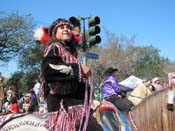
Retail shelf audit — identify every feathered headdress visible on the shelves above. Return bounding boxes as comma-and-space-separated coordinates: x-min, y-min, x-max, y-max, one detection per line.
72, 31, 82, 43
33, 26, 50, 44
33, 26, 82, 44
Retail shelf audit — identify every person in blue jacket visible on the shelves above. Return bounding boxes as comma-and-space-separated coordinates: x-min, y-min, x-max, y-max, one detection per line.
101, 67, 133, 112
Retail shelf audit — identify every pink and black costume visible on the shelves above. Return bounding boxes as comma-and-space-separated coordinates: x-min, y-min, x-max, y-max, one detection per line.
40, 18, 103, 131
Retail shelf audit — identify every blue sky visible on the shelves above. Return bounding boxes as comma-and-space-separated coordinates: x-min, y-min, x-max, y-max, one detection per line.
0, 0, 175, 77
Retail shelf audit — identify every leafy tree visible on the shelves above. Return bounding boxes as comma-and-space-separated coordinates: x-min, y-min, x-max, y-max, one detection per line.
0, 11, 39, 91
87, 31, 169, 86
136, 45, 167, 79
18, 42, 43, 74
0, 11, 35, 62
6, 71, 37, 94
164, 61, 175, 74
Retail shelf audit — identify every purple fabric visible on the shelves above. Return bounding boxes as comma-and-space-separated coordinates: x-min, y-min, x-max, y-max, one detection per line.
101, 76, 119, 99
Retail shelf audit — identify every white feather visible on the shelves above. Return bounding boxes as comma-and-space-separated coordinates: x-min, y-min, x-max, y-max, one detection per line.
33, 27, 44, 41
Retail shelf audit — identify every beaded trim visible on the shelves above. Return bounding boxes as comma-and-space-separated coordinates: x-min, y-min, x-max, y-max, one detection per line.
1, 120, 45, 131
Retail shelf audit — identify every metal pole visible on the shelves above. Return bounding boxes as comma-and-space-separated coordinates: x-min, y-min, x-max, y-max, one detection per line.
81, 18, 87, 52
80, 17, 89, 65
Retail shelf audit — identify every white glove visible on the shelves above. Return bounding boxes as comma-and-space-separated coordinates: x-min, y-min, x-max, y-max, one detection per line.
49, 64, 73, 75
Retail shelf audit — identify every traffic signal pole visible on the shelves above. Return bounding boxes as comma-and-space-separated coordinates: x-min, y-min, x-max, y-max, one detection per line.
69, 16, 101, 65
81, 17, 87, 52
81, 17, 89, 65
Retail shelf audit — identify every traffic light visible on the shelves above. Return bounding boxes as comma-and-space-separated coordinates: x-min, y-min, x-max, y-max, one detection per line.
69, 16, 81, 33
88, 16, 101, 47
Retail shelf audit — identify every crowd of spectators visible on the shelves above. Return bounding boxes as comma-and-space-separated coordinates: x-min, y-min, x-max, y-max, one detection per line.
0, 79, 47, 115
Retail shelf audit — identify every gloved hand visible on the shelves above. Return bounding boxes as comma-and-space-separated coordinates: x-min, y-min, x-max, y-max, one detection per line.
81, 64, 91, 77
49, 64, 73, 75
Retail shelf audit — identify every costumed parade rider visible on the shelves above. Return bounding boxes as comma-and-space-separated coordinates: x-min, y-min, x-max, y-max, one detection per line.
34, 18, 103, 131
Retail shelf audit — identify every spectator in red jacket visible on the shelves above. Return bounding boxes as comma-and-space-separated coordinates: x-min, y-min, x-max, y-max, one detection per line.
8, 96, 19, 114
